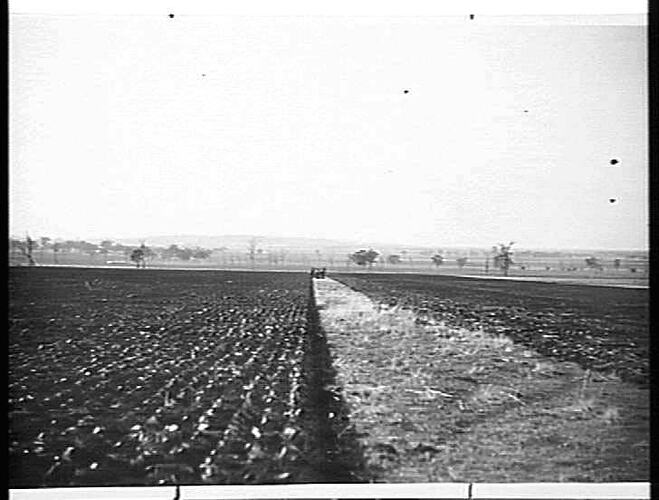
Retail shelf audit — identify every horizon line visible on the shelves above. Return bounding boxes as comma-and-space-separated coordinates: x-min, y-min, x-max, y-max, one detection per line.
8, 233, 649, 253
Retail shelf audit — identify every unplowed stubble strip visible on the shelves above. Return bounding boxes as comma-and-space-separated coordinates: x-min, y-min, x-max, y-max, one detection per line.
313, 278, 649, 483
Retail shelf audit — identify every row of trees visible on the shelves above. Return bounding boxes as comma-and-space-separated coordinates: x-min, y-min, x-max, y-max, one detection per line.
10, 236, 297, 268
11, 236, 637, 274
9, 236, 217, 267
348, 242, 516, 275
9, 235, 295, 267
10, 237, 144, 260
583, 257, 628, 271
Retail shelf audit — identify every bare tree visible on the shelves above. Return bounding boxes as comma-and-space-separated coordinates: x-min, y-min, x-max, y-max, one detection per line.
247, 238, 259, 265
18, 235, 37, 266
130, 243, 147, 268
493, 242, 515, 276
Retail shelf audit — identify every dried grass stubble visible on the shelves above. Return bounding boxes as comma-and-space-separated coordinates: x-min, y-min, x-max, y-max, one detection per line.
426, 337, 649, 482
322, 294, 648, 482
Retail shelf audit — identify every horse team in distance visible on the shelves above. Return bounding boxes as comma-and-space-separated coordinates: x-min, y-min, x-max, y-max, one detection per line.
310, 267, 327, 279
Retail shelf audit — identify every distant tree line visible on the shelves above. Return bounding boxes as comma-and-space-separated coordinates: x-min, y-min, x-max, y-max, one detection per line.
8, 236, 216, 266
9, 235, 645, 274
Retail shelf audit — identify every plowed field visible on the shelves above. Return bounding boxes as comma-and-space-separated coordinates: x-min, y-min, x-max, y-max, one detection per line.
335, 273, 648, 386
9, 268, 361, 487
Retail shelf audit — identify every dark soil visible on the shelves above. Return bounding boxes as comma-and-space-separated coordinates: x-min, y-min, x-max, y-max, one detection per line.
316, 276, 649, 482
8, 267, 365, 487
334, 273, 648, 386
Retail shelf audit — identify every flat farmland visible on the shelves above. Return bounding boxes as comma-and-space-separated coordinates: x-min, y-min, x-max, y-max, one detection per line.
335, 273, 649, 386
10, 267, 650, 487
328, 273, 649, 481
8, 268, 361, 488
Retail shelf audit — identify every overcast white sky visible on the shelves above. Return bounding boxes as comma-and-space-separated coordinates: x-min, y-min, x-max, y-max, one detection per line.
9, 1, 648, 250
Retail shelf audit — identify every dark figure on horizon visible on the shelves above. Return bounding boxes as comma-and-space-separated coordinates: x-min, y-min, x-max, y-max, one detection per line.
310, 267, 326, 279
